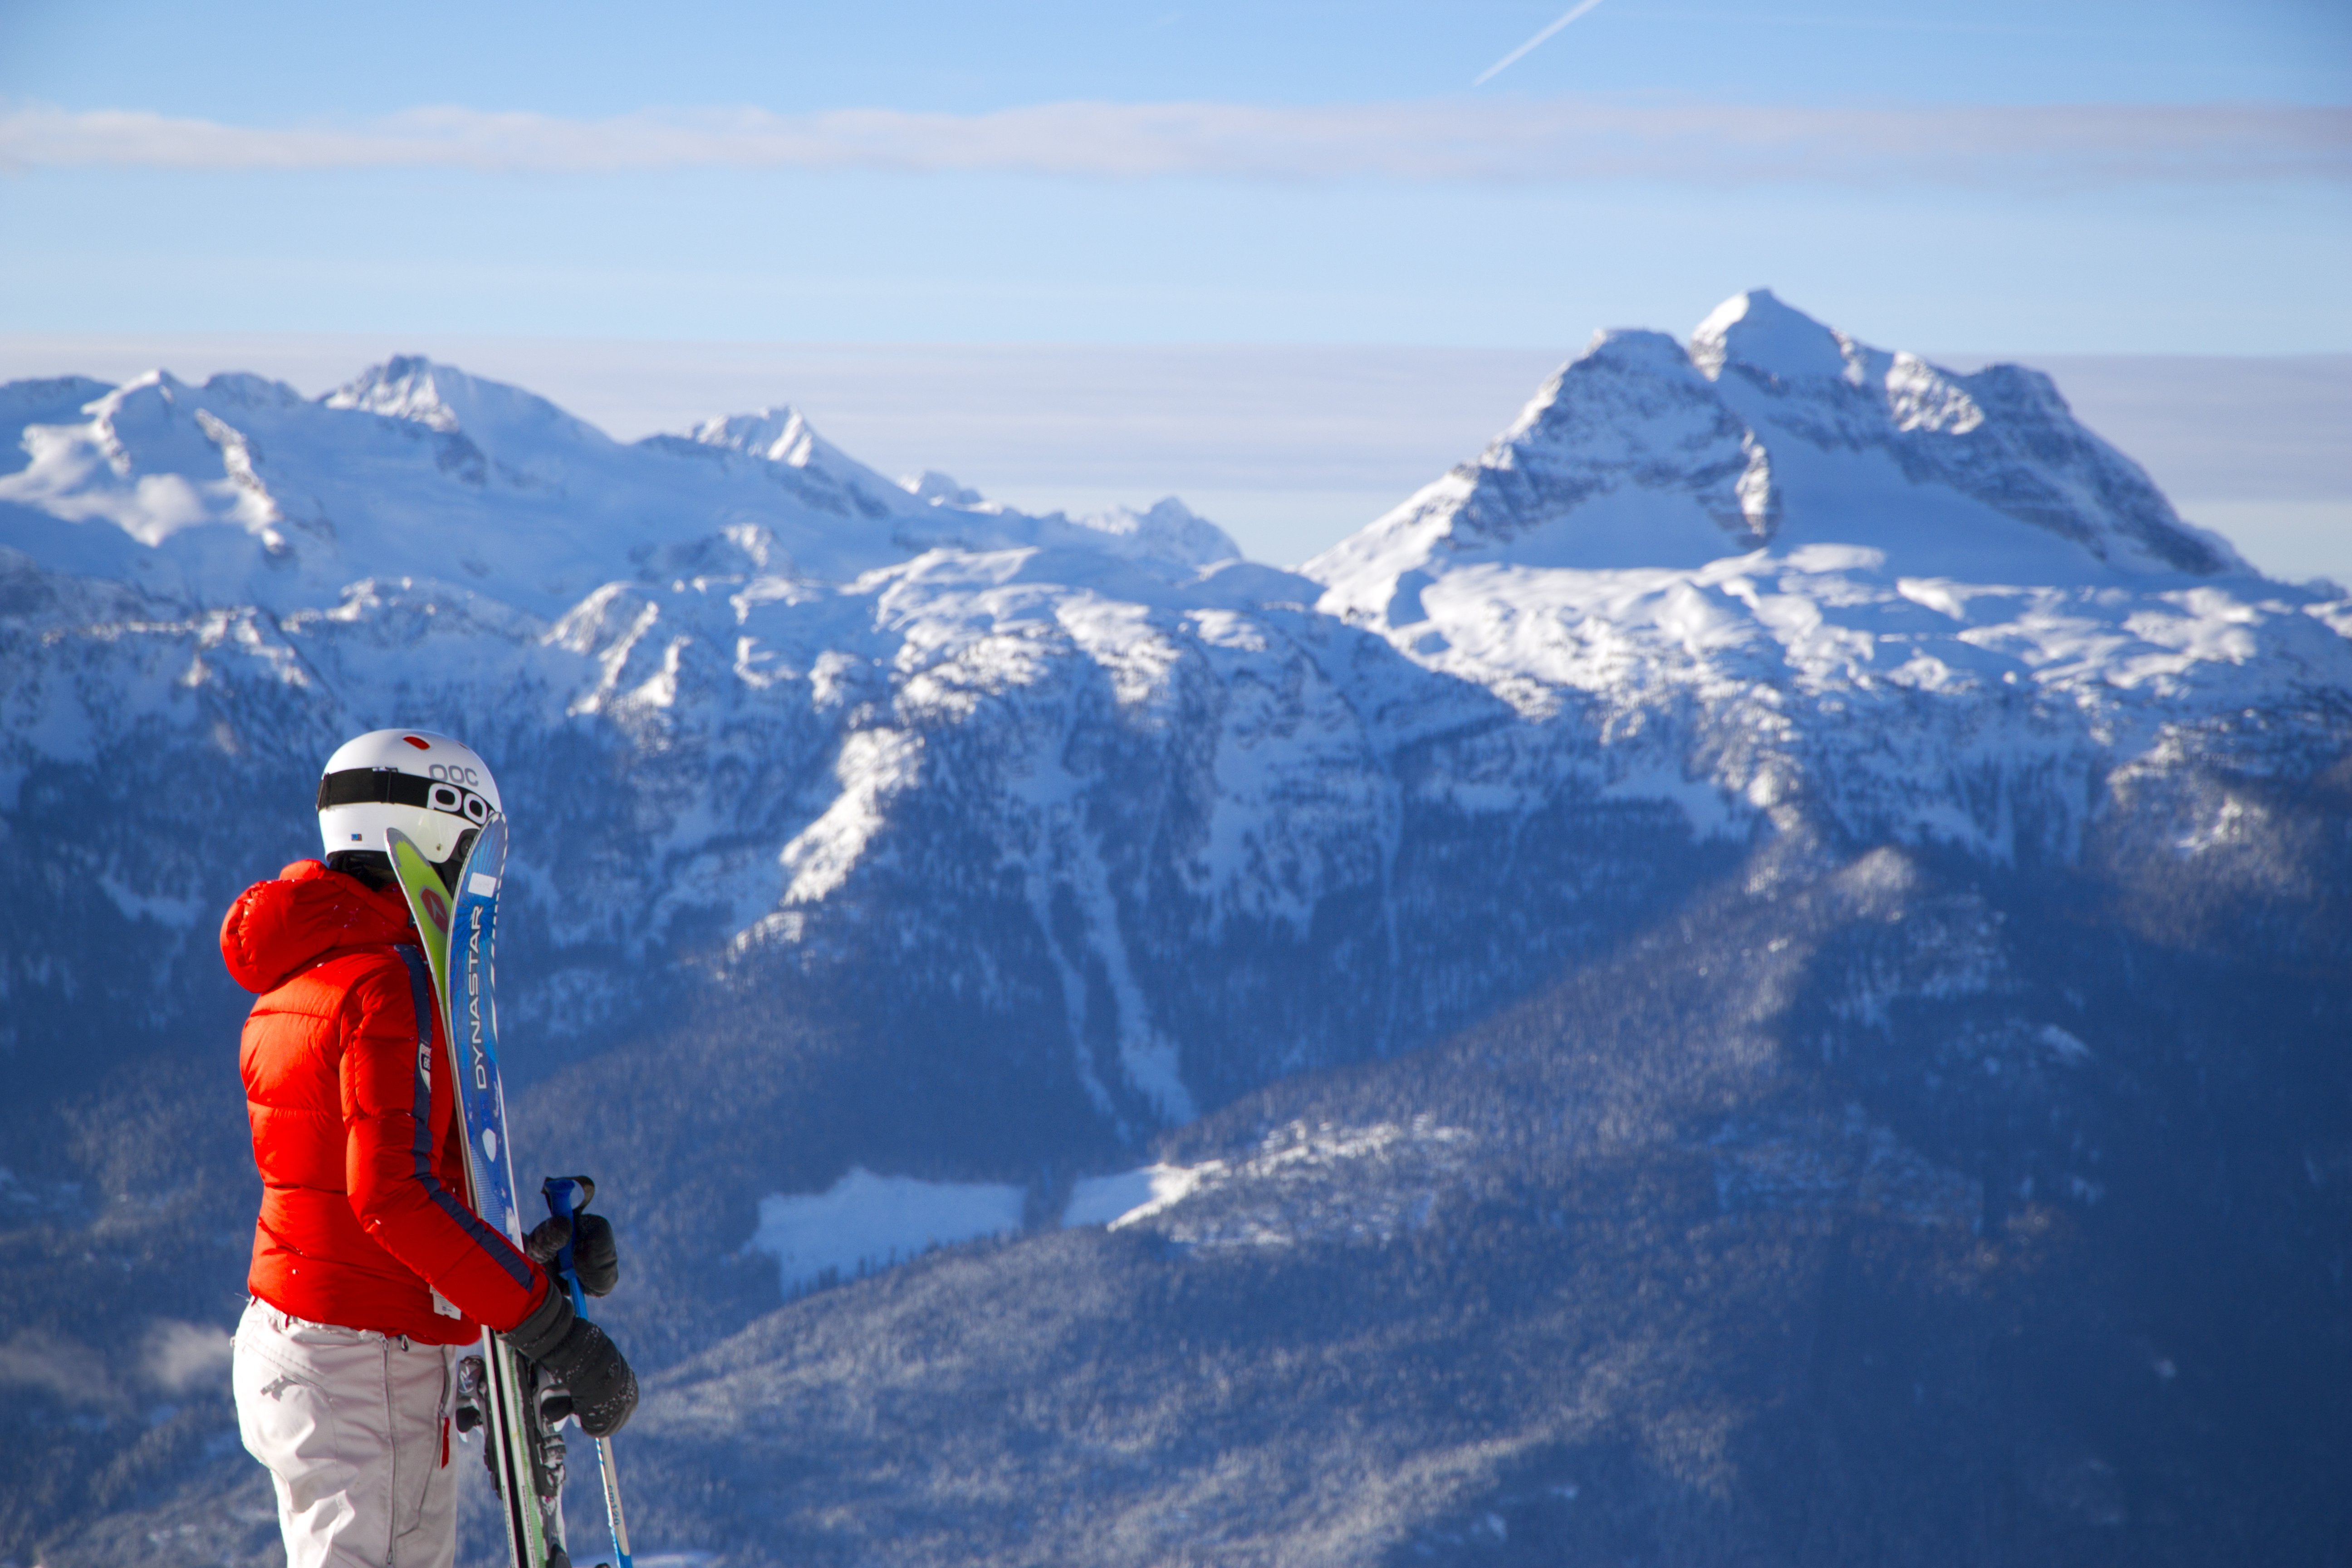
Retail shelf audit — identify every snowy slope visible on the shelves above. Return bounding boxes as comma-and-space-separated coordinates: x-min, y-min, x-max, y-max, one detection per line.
1310, 289, 2240, 593
1304, 290, 2351, 855
2, 295, 2347, 1129
0, 357, 1238, 620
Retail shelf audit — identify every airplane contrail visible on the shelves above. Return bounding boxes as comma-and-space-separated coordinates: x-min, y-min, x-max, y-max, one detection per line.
1473, 0, 1608, 86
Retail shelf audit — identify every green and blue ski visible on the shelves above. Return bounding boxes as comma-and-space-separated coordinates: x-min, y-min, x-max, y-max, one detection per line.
389, 819, 572, 1568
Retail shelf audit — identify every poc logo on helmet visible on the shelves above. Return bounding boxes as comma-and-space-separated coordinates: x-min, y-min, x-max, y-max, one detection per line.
428, 783, 493, 825
428, 763, 483, 788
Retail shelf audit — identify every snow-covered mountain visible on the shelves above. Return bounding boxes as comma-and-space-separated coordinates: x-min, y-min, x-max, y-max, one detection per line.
4, 292, 2347, 1115
1317, 288, 2240, 586
1306, 290, 2348, 861
0, 355, 1238, 620
4, 293, 2349, 1562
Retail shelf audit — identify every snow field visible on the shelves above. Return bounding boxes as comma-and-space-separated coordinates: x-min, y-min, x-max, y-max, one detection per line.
1060, 1164, 1206, 1229
747, 1169, 1027, 1296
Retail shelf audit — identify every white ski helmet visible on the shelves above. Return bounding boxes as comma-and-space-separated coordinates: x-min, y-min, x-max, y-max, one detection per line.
316, 728, 502, 864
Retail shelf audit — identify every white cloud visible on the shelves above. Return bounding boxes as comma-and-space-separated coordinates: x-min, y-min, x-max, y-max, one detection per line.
0, 1328, 112, 1405
143, 1318, 234, 1393
0, 98, 2341, 187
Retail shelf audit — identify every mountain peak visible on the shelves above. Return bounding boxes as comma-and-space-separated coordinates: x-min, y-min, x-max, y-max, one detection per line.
1062, 497, 1241, 568
900, 470, 985, 507
1689, 289, 1854, 385
1306, 291, 2248, 624
676, 405, 926, 522
689, 405, 828, 466
324, 355, 465, 431
322, 356, 611, 452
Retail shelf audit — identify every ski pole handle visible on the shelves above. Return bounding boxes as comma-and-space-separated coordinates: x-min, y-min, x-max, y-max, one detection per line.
542, 1175, 593, 1308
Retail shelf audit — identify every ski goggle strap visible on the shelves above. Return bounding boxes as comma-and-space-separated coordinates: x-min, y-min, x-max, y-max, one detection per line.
317, 767, 492, 825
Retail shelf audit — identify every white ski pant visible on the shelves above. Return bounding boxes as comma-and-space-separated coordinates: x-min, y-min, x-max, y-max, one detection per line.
232, 1298, 459, 1568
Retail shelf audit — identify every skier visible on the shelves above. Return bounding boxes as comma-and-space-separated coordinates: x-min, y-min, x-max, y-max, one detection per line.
221, 728, 637, 1568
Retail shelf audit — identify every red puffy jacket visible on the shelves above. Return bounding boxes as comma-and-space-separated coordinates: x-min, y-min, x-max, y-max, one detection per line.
222, 859, 549, 1344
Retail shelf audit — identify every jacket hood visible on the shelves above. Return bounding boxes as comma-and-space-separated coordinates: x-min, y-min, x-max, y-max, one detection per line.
220, 860, 419, 995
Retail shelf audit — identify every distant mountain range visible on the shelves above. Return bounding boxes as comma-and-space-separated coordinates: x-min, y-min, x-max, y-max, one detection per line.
3, 292, 2345, 1566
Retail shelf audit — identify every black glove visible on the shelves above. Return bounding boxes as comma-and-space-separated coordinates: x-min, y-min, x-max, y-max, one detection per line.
506, 1286, 638, 1438
524, 1210, 620, 1297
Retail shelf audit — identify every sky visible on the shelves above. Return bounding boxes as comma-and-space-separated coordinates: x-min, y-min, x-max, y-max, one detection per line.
0, 1, 2346, 572
1, 0, 2345, 349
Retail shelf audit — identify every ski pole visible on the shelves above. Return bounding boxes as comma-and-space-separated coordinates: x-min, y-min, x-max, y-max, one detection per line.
546, 1176, 634, 1568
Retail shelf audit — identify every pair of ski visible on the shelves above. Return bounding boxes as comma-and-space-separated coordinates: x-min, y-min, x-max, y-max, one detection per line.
389, 818, 634, 1568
